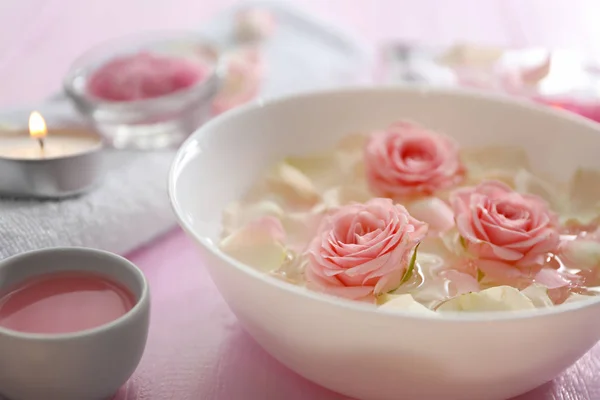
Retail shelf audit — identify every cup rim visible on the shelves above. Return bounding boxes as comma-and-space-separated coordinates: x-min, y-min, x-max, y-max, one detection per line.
168, 84, 600, 323
0, 247, 150, 340
62, 30, 227, 109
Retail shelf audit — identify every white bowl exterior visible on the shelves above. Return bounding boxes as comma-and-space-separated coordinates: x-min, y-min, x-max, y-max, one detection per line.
171, 87, 600, 400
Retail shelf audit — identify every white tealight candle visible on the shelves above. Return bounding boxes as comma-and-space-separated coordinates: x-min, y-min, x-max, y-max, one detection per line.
0, 111, 104, 198
0, 111, 102, 160
0, 131, 101, 160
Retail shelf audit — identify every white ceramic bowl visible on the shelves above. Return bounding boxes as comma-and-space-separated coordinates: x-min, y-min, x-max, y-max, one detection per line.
169, 87, 600, 400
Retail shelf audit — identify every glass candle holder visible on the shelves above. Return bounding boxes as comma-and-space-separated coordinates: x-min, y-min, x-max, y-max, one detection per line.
64, 32, 225, 150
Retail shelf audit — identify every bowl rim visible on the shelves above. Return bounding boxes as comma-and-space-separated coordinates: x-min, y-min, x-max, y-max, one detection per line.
169, 85, 600, 322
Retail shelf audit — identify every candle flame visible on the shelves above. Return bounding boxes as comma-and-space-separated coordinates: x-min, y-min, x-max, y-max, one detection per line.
29, 111, 47, 139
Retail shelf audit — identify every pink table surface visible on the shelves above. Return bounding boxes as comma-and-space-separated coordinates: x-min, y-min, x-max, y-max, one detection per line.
3, 1, 600, 399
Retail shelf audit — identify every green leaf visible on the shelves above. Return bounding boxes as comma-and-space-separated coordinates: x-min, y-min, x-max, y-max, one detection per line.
477, 269, 485, 282
400, 243, 420, 285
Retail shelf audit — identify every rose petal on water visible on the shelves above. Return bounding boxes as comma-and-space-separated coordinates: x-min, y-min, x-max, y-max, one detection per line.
267, 162, 320, 207
521, 284, 554, 307
533, 268, 571, 289
272, 252, 308, 284
407, 197, 455, 233
337, 133, 368, 152
564, 292, 597, 304
567, 168, 600, 224
285, 153, 343, 189
513, 169, 565, 212
476, 259, 528, 287
281, 209, 326, 252
321, 184, 372, 209
222, 200, 284, 234
440, 229, 466, 256
560, 238, 600, 270
220, 217, 287, 272
378, 293, 437, 315
461, 146, 531, 185
439, 269, 480, 296
436, 286, 536, 312
285, 134, 366, 190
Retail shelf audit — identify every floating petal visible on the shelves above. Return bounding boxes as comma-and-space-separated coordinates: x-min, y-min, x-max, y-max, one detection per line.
267, 162, 320, 207
407, 197, 455, 233
521, 284, 554, 307
220, 216, 288, 272
437, 286, 535, 312
378, 293, 437, 315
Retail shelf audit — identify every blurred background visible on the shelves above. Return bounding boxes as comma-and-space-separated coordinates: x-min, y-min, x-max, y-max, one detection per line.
1, 0, 599, 107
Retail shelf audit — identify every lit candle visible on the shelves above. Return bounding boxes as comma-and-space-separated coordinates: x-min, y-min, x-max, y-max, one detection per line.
0, 112, 104, 198
0, 111, 101, 160
29, 111, 46, 156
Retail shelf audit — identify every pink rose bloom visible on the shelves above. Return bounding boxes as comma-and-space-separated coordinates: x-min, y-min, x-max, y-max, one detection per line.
450, 180, 560, 271
305, 198, 428, 302
364, 121, 464, 198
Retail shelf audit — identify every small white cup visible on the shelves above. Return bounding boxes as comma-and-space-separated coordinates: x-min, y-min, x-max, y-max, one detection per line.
0, 247, 150, 400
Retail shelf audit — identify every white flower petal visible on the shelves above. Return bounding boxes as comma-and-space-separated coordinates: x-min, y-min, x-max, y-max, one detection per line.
267, 162, 320, 207
564, 292, 597, 304
461, 146, 530, 187
337, 133, 368, 152
561, 238, 600, 270
222, 200, 284, 234
220, 218, 287, 272
436, 286, 535, 312
513, 169, 566, 212
566, 168, 600, 224
285, 153, 341, 189
407, 197, 455, 233
284, 134, 366, 191
281, 209, 325, 253
321, 183, 372, 209
378, 293, 437, 315
521, 284, 554, 307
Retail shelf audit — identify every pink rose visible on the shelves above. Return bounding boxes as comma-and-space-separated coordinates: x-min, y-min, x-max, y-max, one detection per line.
450, 180, 560, 270
305, 198, 428, 302
364, 121, 464, 198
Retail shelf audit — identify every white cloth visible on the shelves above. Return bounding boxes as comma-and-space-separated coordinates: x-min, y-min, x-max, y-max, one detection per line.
0, 0, 373, 259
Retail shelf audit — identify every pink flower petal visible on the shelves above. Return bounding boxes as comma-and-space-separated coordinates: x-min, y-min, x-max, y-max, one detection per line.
533, 268, 571, 289
440, 269, 480, 296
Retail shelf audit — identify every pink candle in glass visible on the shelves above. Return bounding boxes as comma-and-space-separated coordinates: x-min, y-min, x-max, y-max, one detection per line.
88, 52, 210, 102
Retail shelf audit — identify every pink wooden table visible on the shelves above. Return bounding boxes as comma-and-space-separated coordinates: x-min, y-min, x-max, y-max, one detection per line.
3, 1, 600, 398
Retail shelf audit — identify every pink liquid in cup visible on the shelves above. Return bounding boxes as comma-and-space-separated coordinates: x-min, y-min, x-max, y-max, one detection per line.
88, 51, 209, 101
0, 271, 136, 334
